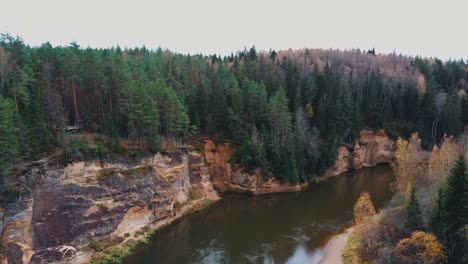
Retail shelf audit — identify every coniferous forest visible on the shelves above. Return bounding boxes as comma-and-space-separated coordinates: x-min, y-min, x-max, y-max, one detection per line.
0, 33, 467, 185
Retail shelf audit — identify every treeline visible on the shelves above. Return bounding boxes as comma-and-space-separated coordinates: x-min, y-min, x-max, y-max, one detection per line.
0, 34, 467, 184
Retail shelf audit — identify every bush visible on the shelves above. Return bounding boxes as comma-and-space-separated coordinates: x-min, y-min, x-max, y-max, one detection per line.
393, 231, 446, 264
343, 231, 361, 264
68, 136, 92, 160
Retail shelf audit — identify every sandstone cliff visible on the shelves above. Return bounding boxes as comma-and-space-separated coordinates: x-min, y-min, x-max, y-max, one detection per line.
324, 129, 395, 177
202, 139, 304, 194
0, 132, 394, 263
0, 151, 219, 264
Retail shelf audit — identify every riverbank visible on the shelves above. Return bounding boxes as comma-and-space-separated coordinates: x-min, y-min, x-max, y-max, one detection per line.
319, 227, 354, 264
89, 195, 221, 263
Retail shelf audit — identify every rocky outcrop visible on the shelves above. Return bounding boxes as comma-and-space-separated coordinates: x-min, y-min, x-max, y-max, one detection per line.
325, 129, 395, 177
0, 151, 220, 264
202, 139, 304, 194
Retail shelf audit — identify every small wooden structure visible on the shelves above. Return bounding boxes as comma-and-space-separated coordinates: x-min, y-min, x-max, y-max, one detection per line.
55, 125, 82, 134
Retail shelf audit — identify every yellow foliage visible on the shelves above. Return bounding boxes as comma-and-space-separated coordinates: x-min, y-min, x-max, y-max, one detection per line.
417, 74, 426, 96
428, 135, 460, 184
305, 102, 314, 120
393, 231, 446, 264
393, 133, 428, 193
353, 192, 376, 225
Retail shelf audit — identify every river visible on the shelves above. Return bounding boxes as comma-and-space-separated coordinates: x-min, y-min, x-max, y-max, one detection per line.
125, 165, 394, 264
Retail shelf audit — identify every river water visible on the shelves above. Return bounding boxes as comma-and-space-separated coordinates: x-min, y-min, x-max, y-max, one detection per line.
125, 165, 394, 264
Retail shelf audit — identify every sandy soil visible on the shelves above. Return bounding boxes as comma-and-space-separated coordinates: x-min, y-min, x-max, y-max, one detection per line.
319, 227, 354, 264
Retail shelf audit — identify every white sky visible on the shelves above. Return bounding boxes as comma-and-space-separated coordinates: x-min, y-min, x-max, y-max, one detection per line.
1, 0, 467, 60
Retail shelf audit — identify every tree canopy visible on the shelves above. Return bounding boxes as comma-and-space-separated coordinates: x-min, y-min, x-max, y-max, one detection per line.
0, 34, 467, 185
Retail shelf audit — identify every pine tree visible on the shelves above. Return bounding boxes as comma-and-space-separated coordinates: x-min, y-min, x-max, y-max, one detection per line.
0, 95, 19, 186
443, 155, 468, 263
445, 155, 468, 233
430, 187, 447, 239
406, 185, 423, 231
462, 95, 468, 127
441, 90, 462, 136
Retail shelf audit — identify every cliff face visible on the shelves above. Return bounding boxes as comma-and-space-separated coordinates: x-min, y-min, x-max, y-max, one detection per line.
1, 151, 219, 264
202, 130, 394, 188
203, 139, 304, 194
324, 129, 395, 177
0, 132, 393, 263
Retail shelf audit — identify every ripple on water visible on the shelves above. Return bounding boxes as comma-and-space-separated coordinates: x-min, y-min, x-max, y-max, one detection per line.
244, 243, 276, 264
285, 245, 324, 264
191, 239, 227, 264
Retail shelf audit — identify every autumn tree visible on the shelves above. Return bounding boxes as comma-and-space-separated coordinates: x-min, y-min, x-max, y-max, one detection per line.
417, 74, 427, 97
393, 231, 446, 264
353, 192, 376, 225
428, 135, 459, 184
394, 133, 428, 193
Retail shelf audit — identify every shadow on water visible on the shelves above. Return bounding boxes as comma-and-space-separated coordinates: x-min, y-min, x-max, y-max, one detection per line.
125, 165, 394, 264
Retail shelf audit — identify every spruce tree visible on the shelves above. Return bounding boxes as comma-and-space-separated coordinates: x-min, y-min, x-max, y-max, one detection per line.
443, 155, 468, 263
445, 155, 468, 233
462, 95, 468, 126
406, 185, 423, 231
0, 95, 19, 186
430, 187, 447, 239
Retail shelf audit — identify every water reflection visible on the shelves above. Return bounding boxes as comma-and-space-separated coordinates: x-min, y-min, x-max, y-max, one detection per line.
125, 165, 394, 264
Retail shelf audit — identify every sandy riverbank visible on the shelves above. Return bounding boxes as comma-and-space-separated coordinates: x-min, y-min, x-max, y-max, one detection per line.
319, 227, 354, 264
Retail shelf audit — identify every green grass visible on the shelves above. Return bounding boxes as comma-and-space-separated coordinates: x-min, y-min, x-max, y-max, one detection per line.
91, 241, 138, 264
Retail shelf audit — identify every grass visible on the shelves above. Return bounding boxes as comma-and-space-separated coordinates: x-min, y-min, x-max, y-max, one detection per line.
91, 243, 136, 264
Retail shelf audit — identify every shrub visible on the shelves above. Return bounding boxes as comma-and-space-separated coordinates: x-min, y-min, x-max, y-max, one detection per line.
393, 231, 446, 264
343, 231, 361, 264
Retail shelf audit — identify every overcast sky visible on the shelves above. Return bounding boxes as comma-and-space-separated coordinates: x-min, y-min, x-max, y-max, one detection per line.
1, 0, 467, 60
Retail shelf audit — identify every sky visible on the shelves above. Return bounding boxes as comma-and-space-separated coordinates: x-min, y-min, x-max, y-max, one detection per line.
1, 0, 467, 60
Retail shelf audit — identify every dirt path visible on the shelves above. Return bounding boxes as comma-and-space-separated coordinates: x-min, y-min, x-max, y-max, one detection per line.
319, 227, 354, 264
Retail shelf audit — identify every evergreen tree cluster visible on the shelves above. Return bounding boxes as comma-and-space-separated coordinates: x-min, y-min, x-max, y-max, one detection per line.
430, 156, 468, 263
407, 156, 468, 263
0, 34, 467, 184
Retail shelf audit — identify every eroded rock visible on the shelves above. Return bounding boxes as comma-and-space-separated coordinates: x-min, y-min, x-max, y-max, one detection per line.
325, 129, 395, 177
202, 139, 304, 194
1, 150, 220, 264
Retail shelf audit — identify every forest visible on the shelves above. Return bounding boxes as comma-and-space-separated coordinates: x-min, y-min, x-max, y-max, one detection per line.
0, 33, 467, 186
